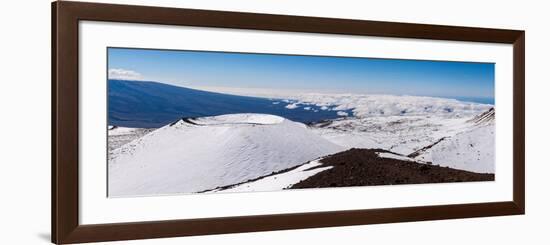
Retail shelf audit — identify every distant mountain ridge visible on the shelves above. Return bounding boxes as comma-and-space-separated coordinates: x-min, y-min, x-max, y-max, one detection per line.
108, 79, 346, 128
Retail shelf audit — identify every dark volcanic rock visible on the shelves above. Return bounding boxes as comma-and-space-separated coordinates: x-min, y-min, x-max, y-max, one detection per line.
290, 148, 494, 189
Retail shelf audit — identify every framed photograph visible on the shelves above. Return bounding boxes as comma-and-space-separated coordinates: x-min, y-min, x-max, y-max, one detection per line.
52, 1, 525, 244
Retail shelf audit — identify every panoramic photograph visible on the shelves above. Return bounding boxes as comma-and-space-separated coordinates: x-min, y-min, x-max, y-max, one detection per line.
107, 47, 495, 197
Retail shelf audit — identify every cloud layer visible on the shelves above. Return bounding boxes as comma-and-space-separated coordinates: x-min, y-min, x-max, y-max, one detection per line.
108, 68, 144, 81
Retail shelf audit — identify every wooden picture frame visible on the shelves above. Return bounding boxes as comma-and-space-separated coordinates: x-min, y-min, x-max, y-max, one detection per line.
52, 1, 525, 244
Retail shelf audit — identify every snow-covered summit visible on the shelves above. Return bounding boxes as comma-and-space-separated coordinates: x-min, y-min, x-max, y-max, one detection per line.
108, 113, 344, 197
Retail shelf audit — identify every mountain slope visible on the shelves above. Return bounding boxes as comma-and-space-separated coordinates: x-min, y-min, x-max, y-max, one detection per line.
309, 106, 495, 173
412, 108, 495, 173
108, 114, 345, 197
310, 114, 474, 155
209, 148, 494, 193
107, 126, 153, 153
205, 158, 333, 193
290, 148, 494, 188
108, 79, 346, 128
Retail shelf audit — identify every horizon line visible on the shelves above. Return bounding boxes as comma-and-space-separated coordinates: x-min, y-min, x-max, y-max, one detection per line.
108, 78, 496, 104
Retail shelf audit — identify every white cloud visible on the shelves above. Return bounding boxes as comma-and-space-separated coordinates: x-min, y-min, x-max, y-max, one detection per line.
108, 68, 144, 81
285, 103, 299, 109
337, 111, 349, 117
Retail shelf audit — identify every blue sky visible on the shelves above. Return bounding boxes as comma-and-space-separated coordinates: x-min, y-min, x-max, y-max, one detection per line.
108, 47, 494, 99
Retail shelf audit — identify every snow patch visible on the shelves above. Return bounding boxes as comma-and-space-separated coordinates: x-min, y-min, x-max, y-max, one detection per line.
377, 152, 416, 162
210, 159, 332, 193
108, 126, 142, 136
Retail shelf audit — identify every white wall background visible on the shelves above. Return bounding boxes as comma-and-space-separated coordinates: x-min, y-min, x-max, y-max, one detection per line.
0, 0, 547, 244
